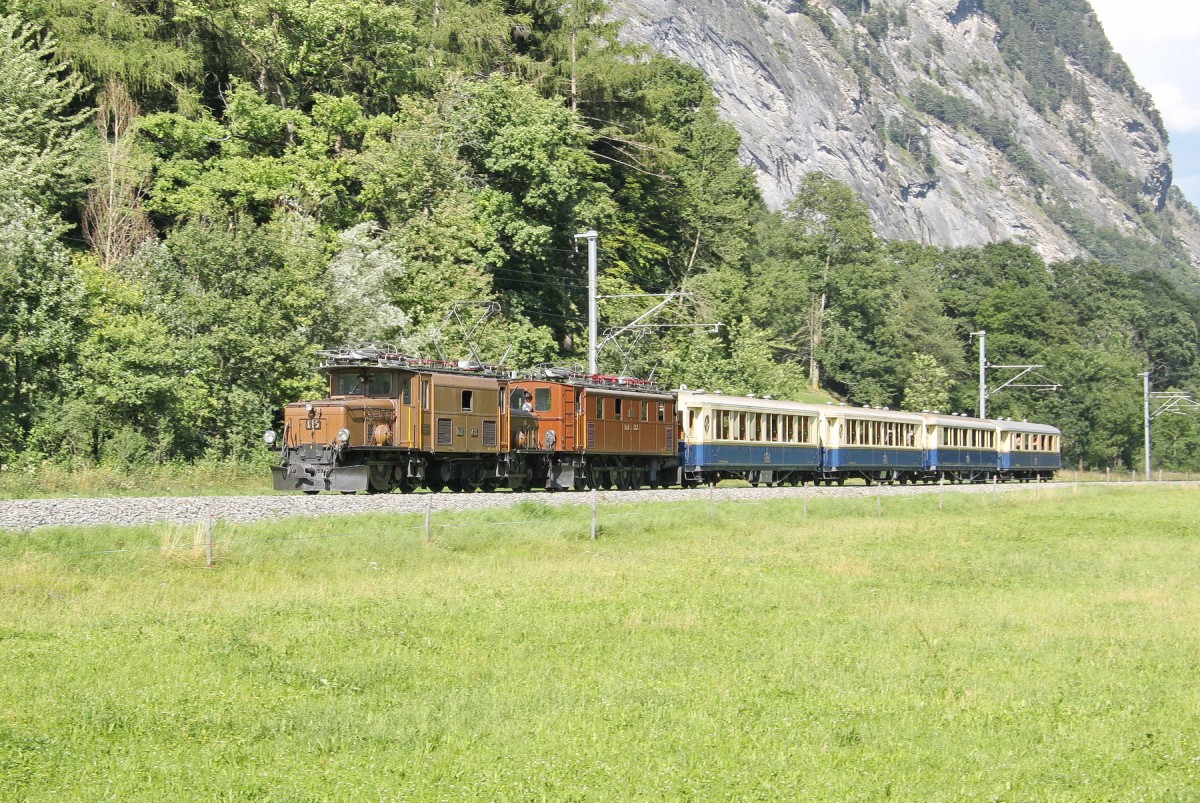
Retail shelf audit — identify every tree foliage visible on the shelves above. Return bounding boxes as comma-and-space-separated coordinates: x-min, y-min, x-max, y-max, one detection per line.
0, 13, 91, 209
2, 1, 1198, 473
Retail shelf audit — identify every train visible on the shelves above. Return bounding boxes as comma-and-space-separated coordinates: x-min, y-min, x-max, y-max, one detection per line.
265, 348, 1062, 494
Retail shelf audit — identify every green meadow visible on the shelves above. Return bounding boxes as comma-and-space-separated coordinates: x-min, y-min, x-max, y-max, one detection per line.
0, 460, 273, 499
2, 487, 1199, 800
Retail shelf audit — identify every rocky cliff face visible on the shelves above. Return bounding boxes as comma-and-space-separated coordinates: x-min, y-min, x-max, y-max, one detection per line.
611, 0, 1200, 272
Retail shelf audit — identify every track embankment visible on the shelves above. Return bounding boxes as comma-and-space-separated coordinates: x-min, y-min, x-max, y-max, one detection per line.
0, 481, 1173, 531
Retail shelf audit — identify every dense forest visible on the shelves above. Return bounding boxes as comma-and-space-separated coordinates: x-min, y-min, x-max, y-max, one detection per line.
1, 0, 1199, 472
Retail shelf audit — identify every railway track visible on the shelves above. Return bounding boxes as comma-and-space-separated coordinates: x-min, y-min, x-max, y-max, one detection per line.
0, 480, 1175, 531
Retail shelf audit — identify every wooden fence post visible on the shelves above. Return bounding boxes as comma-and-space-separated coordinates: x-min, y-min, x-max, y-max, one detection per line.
591, 489, 598, 540
424, 493, 432, 544
205, 506, 214, 568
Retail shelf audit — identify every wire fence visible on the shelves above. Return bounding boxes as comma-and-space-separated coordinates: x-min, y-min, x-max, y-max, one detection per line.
2, 477, 1193, 566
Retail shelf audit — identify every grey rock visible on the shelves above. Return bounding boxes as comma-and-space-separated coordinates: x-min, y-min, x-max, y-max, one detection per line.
611, 0, 1200, 270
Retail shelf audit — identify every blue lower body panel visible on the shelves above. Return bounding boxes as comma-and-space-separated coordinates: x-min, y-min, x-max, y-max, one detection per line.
1003, 453, 1062, 471
928, 448, 999, 471
826, 447, 923, 472
685, 443, 820, 472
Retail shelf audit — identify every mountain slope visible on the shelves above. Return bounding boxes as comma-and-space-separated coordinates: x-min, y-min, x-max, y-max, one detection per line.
611, 0, 1200, 279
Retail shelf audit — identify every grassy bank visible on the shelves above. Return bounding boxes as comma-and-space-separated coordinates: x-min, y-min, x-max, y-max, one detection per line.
3, 486, 1198, 799
0, 459, 273, 499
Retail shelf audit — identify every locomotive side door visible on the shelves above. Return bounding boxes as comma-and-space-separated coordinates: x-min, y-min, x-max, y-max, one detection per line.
562, 386, 576, 450
628, 396, 640, 452
418, 376, 431, 450
393, 373, 416, 448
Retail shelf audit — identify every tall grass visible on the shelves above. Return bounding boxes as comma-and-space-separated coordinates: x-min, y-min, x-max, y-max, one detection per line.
0, 458, 273, 499
2, 486, 1198, 799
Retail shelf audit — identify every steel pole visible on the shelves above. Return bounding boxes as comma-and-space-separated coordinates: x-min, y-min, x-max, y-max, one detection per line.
971, 331, 987, 418
1141, 372, 1151, 479
576, 230, 599, 375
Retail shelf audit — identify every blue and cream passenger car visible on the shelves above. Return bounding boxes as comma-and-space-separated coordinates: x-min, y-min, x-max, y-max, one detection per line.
998, 420, 1062, 481
820, 405, 925, 484
922, 413, 1001, 482
677, 391, 823, 486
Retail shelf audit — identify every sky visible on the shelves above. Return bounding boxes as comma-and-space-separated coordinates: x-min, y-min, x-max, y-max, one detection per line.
1087, 0, 1200, 204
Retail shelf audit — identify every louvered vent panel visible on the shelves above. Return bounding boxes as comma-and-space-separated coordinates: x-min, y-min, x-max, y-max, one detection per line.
587, 422, 596, 449
437, 418, 453, 446
483, 420, 497, 447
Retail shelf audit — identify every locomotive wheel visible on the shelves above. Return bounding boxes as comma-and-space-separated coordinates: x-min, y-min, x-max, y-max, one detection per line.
427, 481, 445, 494
303, 490, 320, 495
368, 464, 393, 494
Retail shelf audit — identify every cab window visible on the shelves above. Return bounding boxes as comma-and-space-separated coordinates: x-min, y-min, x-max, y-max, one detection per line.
335, 373, 361, 395
368, 373, 392, 396
535, 388, 552, 412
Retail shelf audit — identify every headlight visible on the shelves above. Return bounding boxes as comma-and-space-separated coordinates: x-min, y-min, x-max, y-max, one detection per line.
263, 429, 277, 446
305, 403, 314, 415
337, 428, 351, 444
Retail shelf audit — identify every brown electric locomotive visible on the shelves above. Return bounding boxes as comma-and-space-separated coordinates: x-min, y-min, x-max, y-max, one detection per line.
510, 370, 677, 490
269, 349, 543, 493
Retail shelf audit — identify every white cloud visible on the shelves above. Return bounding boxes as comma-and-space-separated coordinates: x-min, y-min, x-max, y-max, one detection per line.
1147, 83, 1200, 132
1088, 1, 1200, 135
1088, 1, 1200, 46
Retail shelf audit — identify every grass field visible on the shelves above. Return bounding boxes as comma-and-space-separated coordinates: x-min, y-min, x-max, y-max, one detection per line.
0, 460, 273, 499
3, 486, 1199, 800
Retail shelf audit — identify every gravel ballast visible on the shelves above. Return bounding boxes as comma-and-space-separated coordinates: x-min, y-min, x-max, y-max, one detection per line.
0, 481, 1103, 531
